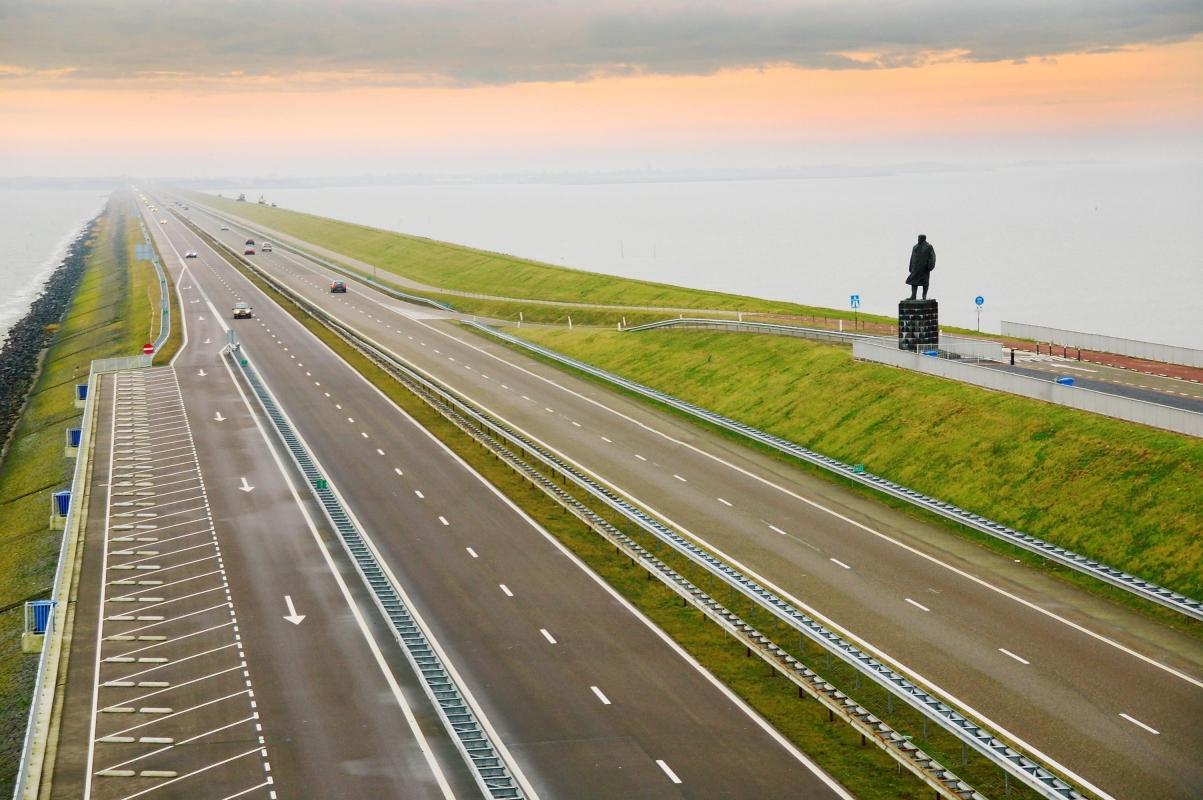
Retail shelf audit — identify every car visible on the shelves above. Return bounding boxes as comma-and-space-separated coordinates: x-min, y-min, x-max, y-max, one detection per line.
220, 225, 229, 231
184, 251, 198, 259
330, 280, 347, 293
159, 219, 167, 224
232, 302, 253, 319
261, 242, 273, 252
244, 247, 255, 255
245, 238, 255, 245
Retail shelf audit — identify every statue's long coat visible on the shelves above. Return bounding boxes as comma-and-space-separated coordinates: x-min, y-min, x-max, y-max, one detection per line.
907, 241, 936, 286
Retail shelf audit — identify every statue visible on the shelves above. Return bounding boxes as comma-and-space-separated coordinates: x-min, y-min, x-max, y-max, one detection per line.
906, 234, 936, 300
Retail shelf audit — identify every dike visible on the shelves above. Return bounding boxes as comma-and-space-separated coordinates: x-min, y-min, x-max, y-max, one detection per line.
0, 217, 99, 464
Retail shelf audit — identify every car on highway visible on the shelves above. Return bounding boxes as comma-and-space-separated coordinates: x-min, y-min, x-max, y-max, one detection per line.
261, 242, 273, 252
184, 251, 198, 258
232, 302, 253, 319
331, 280, 347, 293
159, 219, 167, 224
220, 225, 229, 231
244, 246, 255, 255
245, 238, 255, 245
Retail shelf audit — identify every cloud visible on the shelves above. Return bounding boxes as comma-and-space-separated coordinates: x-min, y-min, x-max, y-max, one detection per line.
3, 0, 1201, 88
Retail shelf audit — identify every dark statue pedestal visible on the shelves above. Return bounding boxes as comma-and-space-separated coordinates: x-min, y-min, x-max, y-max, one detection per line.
898, 298, 938, 351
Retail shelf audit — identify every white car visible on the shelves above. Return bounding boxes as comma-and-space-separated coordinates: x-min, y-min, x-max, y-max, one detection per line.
261, 242, 273, 252
159, 219, 167, 224
184, 251, 198, 259
220, 225, 229, 231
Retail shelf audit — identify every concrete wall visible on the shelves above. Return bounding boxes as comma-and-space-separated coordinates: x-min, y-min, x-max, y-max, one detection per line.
938, 334, 1004, 361
1001, 321, 1203, 368
853, 339, 1203, 437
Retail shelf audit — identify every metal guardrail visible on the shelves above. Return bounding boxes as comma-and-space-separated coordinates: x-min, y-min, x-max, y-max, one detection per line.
218, 238, 1082, 800
228, 345, 524, 800
12, 358, 111, 799
179, 201, 455, 312
470, 322, 1203, 623
625, 316, 870, 344
138, 218, 172, 352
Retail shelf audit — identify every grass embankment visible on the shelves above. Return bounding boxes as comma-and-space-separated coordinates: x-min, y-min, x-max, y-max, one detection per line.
508, 328, 1203, 603
208, 236, 979, 800
184, 189, 892, 325
0, 194, 163, 791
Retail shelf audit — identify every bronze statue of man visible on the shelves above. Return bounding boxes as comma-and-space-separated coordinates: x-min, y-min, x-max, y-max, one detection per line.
906, 234, 936, 300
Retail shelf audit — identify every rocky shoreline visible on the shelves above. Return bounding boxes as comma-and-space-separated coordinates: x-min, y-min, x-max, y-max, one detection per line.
0, 212, 102, 462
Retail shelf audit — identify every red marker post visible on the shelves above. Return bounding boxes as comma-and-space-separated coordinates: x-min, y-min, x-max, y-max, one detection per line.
142, 343, 154, 355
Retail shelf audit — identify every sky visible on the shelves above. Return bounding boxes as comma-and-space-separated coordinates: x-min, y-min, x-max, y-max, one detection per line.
2, 0, 1201, 178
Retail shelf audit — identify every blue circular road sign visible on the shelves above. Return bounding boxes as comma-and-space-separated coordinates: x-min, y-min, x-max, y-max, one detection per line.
974, 295, 984, 307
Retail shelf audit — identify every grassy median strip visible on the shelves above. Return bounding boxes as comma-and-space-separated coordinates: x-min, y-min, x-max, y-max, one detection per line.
183, 189, 892, 324
0, 193, 160, 791
212, 240, 1014, 800
495, 326, 1203, 617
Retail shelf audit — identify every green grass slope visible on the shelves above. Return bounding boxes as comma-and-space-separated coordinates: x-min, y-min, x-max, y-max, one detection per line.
185, 190, 890, 322
0, 195, 159, 791
510, 327, 1203, 600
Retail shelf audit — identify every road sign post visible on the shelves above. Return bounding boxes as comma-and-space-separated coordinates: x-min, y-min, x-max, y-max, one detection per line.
974, 295, 984, 332
142, 343, 154, 355
850, 294, 860, 329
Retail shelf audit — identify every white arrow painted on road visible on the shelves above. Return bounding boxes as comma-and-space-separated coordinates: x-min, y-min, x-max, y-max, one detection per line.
214, 412, 226, 422
198, 316, 206, 321
238, 476, 254, 493
203, 338, 212, 344
197, 369, 207, 377
283, 595, 305, 625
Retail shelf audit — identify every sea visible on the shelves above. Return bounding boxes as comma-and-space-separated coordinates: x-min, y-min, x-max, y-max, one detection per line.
215, 162, 1203, 349
0, 188, 111, 344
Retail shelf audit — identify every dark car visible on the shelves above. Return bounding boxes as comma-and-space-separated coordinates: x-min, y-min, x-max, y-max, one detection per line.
245, 238, 255, 246
330, 280, 347, 293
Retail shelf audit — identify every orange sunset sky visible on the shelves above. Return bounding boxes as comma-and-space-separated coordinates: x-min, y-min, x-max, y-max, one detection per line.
2, 1, 1201, 177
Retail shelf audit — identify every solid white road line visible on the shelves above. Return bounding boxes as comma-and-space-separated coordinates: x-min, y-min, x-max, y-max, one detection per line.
539, 628, 557, 644
590, 686, 611, 705
999, 648, 1031, 665
656, 760, 682, 784
1118, 713, 1160, 735
905, 598, 931, 612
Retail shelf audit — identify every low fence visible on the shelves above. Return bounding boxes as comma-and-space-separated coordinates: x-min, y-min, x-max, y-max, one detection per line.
1001, 321, 1203, 368
854, 338, 1203, 438
625, 317, 867, 345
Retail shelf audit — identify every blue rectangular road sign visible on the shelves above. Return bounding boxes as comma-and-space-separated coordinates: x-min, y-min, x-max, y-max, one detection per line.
850, 294, 861, 309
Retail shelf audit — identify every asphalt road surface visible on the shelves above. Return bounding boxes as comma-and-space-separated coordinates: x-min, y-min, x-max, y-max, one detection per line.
981, 358, 1203, 413
167, 195, 1203, 800
131, 199, 850, 799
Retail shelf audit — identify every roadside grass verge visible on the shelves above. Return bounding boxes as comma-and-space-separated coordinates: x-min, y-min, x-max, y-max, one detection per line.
0, 194, 154, 791
215, 236, 963, 800
184, 190, 893, 323
500, 327, 1203, 609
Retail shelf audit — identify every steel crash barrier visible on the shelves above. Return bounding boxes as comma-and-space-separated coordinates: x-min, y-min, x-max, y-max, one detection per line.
467, 322, 1203, 623
205, 228, 1088, 800
624, 316, 871, 345
227, 345, 525, 800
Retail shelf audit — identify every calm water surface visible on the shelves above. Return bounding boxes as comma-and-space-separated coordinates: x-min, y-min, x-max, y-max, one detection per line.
0, 189, 110, 343
217, 163, 1202, 347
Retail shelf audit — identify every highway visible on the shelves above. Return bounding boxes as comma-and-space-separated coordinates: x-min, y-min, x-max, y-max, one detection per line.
118, 199, 851, 798
169, 195, 1203, 800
